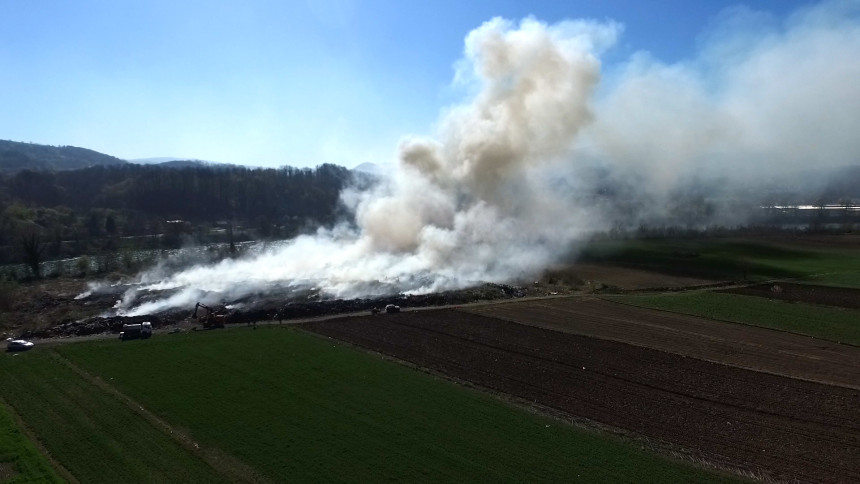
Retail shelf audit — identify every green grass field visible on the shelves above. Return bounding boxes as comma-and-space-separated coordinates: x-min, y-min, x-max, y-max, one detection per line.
1, 328, 739, 483
0, 399, 61, 483
0, 350, 228, 483
611, 291, 860, 345
806, 271, 860, 288
580, 238, 860, 286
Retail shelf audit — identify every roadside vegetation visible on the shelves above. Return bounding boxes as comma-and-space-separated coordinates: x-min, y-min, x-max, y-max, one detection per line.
611, 291, 860, 346
0, 328, 739, 483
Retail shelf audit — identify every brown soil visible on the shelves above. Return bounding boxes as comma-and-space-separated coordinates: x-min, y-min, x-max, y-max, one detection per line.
544, 263, 719, 291
0, 279, 113, 335
0, 463, 18, 482
721, 282, 860, 309
465, 297, 860, 389
301, 308, 860, 482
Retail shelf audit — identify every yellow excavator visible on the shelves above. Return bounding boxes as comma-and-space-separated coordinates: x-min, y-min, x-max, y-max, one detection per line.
194, 302, 226, 329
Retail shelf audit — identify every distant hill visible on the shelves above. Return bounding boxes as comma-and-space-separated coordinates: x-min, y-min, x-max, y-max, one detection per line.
129, 157, 235, 169
352, 162, 394, 176
128, 157, 187, 164
0, 139, 127, 173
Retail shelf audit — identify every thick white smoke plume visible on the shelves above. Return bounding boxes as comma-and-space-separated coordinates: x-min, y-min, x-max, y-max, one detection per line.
589, 0, 860, 218
115, 1, 860, 315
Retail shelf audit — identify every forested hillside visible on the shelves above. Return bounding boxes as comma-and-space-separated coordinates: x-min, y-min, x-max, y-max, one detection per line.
0, 163, 361, 268
0, 139, 127, 173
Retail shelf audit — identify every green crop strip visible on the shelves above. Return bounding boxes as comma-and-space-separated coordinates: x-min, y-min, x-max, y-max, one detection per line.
0, 398, 62, 483
0, 350, 227, 484
612, 291, 860, 345
579, 238, 860, 286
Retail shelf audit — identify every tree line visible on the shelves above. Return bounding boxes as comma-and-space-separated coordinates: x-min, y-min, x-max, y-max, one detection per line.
0, 163, 363, 272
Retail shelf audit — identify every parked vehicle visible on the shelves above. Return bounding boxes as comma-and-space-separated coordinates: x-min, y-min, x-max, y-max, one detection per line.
385, 304, 401, 314
119, 322, 152, 341
6, 338, 34, 352
193, 303, 226, 329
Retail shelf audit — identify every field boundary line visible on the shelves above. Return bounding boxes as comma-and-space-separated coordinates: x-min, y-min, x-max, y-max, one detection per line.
0, 396, 77, 483
295, 326, 760, 481
601, 293, 860, 349
387, 313, 860, 437
464, 298, 860, 391
596, 296, 860, 390
47, 350, 274, 484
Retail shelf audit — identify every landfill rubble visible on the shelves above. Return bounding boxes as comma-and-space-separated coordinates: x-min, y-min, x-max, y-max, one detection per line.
21, 283, 534, 339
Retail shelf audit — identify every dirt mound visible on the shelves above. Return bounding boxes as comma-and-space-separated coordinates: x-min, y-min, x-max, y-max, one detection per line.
20, 313, 184, 339
0, 279, 110, 335
271, 284, 527, 320
24, 283, 532, 339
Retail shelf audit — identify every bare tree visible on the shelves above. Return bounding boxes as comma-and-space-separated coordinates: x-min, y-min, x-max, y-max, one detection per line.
20, 230, 45, 279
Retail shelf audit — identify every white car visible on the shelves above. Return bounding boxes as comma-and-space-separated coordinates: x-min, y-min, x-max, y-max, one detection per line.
6, 338, 34, 352
384, 304, 401, 314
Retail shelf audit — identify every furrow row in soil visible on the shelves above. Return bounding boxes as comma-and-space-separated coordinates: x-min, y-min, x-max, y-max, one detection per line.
466, 298, 860, 389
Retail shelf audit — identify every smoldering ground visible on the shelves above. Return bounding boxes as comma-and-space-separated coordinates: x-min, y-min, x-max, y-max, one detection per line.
99, 1, 860, 316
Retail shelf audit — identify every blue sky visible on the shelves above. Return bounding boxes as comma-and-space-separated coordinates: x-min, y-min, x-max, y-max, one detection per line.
0, 0, 821, 168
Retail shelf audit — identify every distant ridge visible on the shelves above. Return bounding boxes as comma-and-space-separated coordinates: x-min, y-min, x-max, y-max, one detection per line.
129, 157, 217, 166
128, 157, 188, 164
130, 158, 243, 170
0, 139, 127, 173
352, 162, 394, 176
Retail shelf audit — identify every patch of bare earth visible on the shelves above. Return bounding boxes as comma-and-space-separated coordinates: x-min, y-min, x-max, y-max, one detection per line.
721, 282, 860, 309
0, 279, 111, 335
0, 463, 17, 482
544, 263, 719, 291
302, 308, 860, 482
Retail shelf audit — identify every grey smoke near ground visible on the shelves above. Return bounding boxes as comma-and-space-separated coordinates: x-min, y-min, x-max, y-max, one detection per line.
585, 0, 860, 226
114, 1, 860, 315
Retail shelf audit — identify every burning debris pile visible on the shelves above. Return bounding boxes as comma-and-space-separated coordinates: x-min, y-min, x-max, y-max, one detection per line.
21, 314, 170, 340
27, 283, 536, 339
272, 283, 528, 320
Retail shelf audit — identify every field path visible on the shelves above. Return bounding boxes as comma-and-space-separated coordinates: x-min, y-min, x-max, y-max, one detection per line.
49, 351, 273, 484
465, 297, 860, 389
0, 397, 77, 483
302, 309, 860, 482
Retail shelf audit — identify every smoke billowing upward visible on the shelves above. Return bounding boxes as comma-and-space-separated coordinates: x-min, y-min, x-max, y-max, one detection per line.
115, 1, 860, 316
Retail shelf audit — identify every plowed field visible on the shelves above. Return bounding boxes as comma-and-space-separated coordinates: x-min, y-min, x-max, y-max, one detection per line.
467, 297, 860, 389
302, 305, 860, 482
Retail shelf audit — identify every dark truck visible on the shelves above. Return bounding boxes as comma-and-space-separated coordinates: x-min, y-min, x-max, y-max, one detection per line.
119, 322, 152, 341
